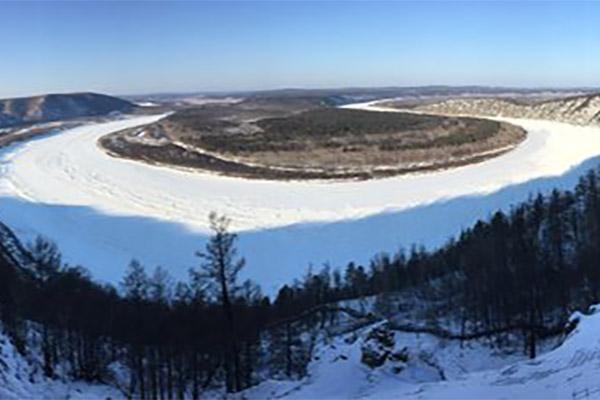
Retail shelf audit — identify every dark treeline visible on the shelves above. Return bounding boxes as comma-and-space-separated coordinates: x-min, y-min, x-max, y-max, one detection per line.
2, 168, 600, 397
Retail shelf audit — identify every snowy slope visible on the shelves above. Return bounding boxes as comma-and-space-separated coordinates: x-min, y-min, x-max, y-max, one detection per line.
239, 306, 600, 400
0, 92, 135, 128
0, 107, 600, 292
413, 94, 600, 126
0, 221, 35, 272
0, 327, 120, 400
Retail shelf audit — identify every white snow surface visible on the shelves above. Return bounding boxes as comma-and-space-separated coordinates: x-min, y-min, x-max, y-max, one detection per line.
135, 101, 159, 107
1, 104, 600, 293
237, 305, 600, 400
0, 327, 120, 400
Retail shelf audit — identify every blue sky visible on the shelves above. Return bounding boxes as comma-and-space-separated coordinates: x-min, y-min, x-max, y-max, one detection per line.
1, 1, 599, 98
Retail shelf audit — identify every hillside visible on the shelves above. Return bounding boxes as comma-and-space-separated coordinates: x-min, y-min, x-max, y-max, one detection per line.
240, 304, 599, 400
408, 93, 600, 125
2, 164, 600, 397
0, 327, 119, 400
0, 92, 135, 128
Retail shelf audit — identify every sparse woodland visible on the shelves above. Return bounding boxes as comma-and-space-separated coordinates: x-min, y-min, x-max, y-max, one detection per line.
2, 167, 600, 398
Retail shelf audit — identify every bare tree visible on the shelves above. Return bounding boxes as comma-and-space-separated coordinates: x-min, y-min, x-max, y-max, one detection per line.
194, 212, 245, 392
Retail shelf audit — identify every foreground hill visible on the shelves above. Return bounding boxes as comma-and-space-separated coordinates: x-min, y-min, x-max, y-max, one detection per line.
240, 303, 597, 400
408, 93, 600, 125
0, 92, 136, 128
0, 327, 118, 399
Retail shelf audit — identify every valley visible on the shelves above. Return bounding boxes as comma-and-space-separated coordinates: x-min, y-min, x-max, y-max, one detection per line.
1, 95, 600, 294
1, 91, 600, 399
3, 2, 599, 398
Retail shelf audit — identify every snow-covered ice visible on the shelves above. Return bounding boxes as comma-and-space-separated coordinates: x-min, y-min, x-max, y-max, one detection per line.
1, 106, 600, 293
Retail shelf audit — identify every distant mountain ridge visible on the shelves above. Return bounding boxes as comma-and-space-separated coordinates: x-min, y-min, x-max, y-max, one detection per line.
413, 93, 600, 126
0, 92, 136, 128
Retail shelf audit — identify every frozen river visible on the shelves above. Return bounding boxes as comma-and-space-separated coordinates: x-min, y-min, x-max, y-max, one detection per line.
1, 105, 600, 294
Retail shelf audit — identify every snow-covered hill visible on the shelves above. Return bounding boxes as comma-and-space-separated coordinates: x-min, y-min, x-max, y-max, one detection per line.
414, 93, 600, 126
0, 92, 136, 128
239, 304, 600, 400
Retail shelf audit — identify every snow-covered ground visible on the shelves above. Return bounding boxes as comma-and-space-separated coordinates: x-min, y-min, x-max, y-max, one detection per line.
1, 105, 600, 293
238, 305, 600, 400
0, 327, 120, 400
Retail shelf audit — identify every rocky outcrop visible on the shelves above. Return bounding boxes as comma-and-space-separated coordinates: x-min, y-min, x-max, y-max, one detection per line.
360, 323, 409, 371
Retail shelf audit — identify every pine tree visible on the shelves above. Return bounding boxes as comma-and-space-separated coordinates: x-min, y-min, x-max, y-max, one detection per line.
121, 259, 149, 301
27, 235, 61, 281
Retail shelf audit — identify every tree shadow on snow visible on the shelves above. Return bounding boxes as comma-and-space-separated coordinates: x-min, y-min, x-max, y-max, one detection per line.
1, 155, 599, 295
